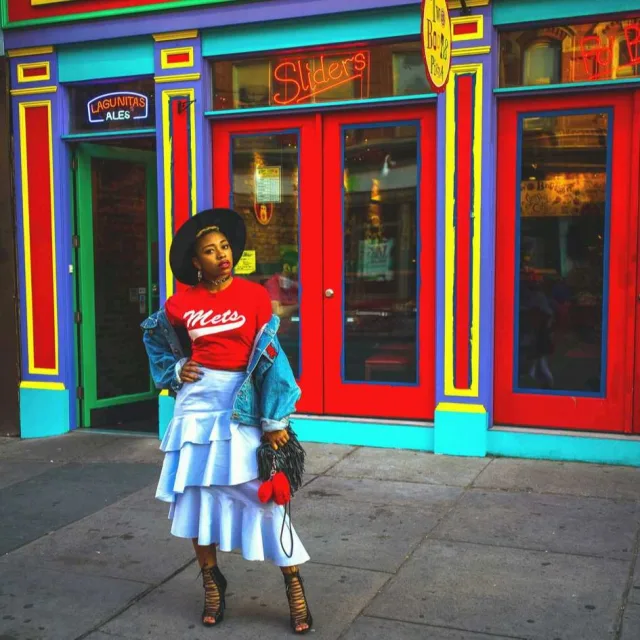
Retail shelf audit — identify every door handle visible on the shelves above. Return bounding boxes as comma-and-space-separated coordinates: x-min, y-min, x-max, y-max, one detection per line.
325, 289, 335, 298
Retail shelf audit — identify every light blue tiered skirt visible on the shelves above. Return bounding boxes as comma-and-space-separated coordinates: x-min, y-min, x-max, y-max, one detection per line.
156, 368, 310, 567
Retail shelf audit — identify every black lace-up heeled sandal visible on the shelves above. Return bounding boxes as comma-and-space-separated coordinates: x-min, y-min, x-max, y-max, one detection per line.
201, 564, 227, 627
284, 569, 313, 634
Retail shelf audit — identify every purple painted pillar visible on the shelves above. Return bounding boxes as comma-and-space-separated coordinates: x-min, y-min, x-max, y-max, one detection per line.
153, 30, 210, 437
433, 4, 497, 456
9, 47, 75, 437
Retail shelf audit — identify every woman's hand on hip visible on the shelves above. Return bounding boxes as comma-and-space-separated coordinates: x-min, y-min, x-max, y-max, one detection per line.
263, 429, 290, 450
179, 360, 202, 383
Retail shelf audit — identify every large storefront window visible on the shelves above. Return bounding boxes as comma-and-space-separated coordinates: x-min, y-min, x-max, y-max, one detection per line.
500, 18, 640, 87
516, 113, 608, 394
211, 40, 430, 111
342, 124, 419, 384
229, 133, 301, 377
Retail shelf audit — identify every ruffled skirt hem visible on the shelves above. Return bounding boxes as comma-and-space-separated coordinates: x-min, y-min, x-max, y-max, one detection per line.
167, 482, 310, 567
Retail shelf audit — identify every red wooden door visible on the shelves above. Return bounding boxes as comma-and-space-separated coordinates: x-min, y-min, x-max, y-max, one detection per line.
495, 92, 637, 433
632, 91, 640, 435
212, 115, 323, 414
322, 106, 437, 420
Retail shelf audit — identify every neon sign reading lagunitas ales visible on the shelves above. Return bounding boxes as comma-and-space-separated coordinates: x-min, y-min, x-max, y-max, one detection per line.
87, 92, 149, 124
272, 51, 370, 106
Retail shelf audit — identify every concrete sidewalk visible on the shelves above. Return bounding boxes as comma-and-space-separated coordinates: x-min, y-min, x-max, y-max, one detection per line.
0, 432, 639, 640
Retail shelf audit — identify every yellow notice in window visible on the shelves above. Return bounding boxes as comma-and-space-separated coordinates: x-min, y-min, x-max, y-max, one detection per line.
235, 250, 256, 275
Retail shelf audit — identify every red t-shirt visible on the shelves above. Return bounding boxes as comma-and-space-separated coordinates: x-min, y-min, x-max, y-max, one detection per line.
165, 278, 272, 371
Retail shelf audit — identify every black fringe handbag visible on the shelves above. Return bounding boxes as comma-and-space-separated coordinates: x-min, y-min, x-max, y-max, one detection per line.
256, 427, 306, 558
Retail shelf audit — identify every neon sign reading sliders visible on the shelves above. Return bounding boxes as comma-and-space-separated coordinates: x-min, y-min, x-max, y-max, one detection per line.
272, 51, 370, 106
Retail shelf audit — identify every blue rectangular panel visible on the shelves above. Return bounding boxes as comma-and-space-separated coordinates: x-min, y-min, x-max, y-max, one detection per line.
58, 37, 154, 83
493, 0, 638, 26
202, 6, 421, 57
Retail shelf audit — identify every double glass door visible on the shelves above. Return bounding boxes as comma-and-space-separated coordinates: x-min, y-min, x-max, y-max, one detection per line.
495, 91, 640, 433
212, 106, 436, 420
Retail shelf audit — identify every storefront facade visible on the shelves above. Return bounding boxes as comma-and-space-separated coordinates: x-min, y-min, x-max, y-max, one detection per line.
4, 0, 640, 465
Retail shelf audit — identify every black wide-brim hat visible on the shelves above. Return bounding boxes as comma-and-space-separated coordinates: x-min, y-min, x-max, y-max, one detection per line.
169, 208, 246, 285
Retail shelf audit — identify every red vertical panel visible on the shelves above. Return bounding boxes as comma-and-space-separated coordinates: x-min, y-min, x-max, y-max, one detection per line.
631, 90, 640, 434
171, 98, 190, 232
24, 105, 56, 371
454, 74, 473, 390
171, 98, 191, 293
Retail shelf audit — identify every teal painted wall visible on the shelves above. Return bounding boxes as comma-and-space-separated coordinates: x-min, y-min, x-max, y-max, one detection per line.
20, 388, 70, 439
488, 429, 640, 467
158, 394, 175, 441
293, 417, 434, 451
493, 0, 638, 26
202, 5, 420, 57
58, 37, 154, 83
434, 408, 488, 457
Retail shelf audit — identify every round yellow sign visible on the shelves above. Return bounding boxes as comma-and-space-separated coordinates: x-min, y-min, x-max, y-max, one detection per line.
421, 0, 452, 93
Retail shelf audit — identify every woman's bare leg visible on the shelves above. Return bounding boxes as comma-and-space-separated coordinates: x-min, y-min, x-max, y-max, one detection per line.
192, 539, 217, 567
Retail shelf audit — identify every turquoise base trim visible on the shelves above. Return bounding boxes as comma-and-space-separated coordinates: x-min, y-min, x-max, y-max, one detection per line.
158, 394, 175, 441
61, 129, 156, 141
488, 428, 640, 467
20, 387, 70, 439
495, 78, 640, 96
58, 37, 154, 83
153, 400, 640, 466
205, 93, 435, 119
493, 0, 637, 26
434, 407, 488, 457
202, 5, 420, 57
293, 416, 433, 451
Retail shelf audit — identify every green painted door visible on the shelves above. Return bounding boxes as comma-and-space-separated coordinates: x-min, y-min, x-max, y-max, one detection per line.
75, 143, 158, 428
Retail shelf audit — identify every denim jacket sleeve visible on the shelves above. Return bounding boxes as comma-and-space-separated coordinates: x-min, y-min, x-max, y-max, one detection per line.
140, 314, 184, 393
253, 332, 301, 433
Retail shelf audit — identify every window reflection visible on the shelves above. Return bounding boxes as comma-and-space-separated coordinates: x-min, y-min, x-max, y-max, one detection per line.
516, 113, 608, 393
213, 40, 430, 111
523, 41, 560, 85
500, 19, 640, 87
343, 125, 418, 384
230, 134, 301, 378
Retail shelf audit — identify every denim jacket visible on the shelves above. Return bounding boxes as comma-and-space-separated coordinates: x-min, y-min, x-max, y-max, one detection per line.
140, 309, 301, 433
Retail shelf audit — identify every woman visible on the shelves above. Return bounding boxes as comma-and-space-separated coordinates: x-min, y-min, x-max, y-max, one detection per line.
141, 208, 313, 634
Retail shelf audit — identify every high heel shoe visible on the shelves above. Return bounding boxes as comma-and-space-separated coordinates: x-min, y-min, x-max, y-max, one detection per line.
283, 570, 313, 634
201, 564, 227, 627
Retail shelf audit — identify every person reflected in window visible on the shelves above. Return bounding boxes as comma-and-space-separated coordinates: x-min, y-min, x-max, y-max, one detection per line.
519, 243, 555, 388
264, 250, 299, 321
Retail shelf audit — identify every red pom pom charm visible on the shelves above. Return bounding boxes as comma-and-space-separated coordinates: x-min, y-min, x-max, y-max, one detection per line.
258, 479, 274, 503
272, 471, 291, 506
